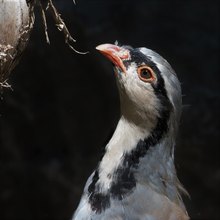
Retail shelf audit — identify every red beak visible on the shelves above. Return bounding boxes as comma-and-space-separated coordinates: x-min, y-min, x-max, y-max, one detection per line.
96, 44, 130, 73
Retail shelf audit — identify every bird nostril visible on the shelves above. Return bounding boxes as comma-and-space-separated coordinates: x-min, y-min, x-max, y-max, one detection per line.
118, 50, 130, 60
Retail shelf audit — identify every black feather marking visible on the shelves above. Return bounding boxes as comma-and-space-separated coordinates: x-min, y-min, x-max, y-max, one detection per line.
89, 192, 110, 214
110, 163, 136, 200
88, 191, 111, 214
88, 171, 111, 213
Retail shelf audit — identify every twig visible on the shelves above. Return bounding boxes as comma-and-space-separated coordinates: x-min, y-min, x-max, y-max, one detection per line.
47, 0, 88, 54
39, 0, 50, 44
0, 80, 12, 90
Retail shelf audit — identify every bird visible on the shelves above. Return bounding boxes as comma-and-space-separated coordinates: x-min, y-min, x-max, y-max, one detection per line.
72, 43, 189, 220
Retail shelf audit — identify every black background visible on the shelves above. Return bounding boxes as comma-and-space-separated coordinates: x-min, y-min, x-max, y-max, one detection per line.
0, 0, 219, 219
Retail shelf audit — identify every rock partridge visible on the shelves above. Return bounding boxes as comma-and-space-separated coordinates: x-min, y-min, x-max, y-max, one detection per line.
72, 43, 189, 220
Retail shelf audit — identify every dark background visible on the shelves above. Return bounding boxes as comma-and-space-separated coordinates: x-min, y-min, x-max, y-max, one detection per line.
0, 0, 219, 219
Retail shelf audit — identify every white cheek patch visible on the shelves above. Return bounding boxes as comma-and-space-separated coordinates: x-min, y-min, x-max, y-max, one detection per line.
126, 63, 138, 79
116, 63, 137, 88
124, 64, 161, 117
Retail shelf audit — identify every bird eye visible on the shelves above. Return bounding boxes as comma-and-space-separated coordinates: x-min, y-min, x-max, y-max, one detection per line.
137, 66, 155, 82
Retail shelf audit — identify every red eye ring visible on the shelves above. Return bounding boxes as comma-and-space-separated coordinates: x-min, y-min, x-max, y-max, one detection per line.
137, 66, 155, 82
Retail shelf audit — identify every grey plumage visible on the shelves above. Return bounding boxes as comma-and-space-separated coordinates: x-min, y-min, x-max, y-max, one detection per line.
72, 44, 189, 220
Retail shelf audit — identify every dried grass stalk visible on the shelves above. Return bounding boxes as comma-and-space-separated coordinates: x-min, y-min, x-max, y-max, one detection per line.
41, 0, 87, 54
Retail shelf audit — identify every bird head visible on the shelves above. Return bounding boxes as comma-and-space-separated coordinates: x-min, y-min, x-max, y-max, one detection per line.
96, 43, 182, 135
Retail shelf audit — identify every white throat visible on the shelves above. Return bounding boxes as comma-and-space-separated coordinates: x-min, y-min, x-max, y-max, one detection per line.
98, 116, 151, 191
97, 113, 176, 194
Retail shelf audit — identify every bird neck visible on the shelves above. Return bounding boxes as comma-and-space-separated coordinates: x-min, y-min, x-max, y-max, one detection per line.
87, 112, 185, 214
98, 114, 177, 195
